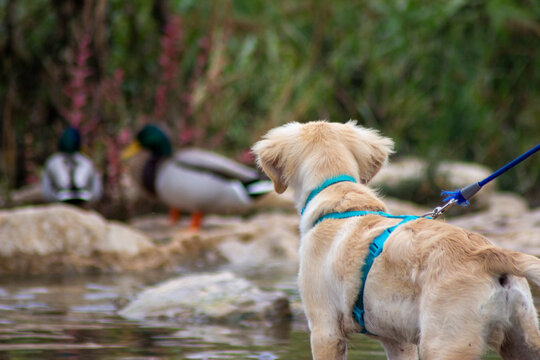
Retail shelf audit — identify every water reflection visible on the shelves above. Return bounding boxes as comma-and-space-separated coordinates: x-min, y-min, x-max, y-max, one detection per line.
0, 272, 533, 359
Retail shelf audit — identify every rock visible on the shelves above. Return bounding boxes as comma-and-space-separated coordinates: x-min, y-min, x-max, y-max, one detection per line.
373, 157, 427, 189
483, 192, 529, 217
136, 213, 300, 271
102, 221, 155, 256
0, 203, 300, 276
434, 161, 496, 199
213, 213, 299, 269
372, 157, 495, 207
0, 204, 159, 275
118, 271, 291, 324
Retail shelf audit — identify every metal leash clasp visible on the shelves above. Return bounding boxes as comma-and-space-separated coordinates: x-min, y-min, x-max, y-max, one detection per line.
422, 198, 457, 219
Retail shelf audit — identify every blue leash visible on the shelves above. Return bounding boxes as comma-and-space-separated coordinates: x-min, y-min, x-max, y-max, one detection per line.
428, 143, 540, 218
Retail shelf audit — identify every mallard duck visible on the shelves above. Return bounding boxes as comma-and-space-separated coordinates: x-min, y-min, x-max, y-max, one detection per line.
41, 127, 103, 205
122, 124, 273, 229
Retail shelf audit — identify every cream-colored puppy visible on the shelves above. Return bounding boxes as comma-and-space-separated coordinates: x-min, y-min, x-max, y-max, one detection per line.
252, 120, 540, 360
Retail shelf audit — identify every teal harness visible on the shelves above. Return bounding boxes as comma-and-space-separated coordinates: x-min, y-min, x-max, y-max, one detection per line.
303, 175, 423, 334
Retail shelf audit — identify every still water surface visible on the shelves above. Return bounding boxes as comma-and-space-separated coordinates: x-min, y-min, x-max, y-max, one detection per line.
0, 270, 516, 359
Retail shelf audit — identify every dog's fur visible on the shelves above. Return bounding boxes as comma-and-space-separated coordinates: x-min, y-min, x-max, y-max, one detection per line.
252, 120, 540, 360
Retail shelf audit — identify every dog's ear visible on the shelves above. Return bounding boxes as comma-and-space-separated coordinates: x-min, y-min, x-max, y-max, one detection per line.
253, 142, 287, 193
252, 123, 301, 193
341, 121, 394, 184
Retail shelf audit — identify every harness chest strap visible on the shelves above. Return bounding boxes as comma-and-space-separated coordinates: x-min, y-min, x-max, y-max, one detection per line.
302, 175, 424, 335
351, 214, 420, 334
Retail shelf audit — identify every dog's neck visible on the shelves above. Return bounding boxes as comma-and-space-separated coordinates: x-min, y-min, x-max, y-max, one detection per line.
300, 175, 357, 215
298, 178, 387, 235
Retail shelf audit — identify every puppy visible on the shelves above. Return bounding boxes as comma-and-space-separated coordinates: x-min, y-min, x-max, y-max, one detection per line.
252, 120, 540, 360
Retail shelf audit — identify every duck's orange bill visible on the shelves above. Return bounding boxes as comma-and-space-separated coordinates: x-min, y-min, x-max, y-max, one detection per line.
121, 141, 142, 160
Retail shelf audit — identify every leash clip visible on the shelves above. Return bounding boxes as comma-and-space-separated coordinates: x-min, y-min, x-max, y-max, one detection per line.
422, 198, 457, 219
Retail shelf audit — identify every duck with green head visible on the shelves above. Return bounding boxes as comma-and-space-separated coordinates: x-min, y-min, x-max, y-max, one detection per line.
122, 124, 273, 229
41, 127, 103, 205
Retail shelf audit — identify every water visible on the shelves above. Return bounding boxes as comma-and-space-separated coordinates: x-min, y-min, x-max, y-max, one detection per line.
0, 271, 521, 359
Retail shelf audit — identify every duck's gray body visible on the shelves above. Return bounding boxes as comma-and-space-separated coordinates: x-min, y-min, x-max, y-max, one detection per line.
153, 148, 272, 213
41, 152, 102, 203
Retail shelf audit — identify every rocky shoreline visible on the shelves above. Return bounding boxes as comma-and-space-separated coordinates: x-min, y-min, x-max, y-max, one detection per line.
0, 189, 537, 273
0, 158, 537, 324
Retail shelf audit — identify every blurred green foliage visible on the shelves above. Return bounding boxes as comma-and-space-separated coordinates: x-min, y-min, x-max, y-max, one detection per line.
1, 0, 539, 201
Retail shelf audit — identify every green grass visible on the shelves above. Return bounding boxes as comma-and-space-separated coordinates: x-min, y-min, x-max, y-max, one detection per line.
1, 0, 539, 201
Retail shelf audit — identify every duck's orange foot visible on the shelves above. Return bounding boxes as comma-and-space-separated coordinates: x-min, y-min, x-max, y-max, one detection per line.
189, 211, 204, 231
169, 207, 180, 225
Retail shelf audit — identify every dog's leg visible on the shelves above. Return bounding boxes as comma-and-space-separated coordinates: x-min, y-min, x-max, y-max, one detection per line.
498, 292, 540, 360
378, 337, 418, 360
499, 327, 540, 360
309, 323, 347, 360
418, 297, 487, 360
419, 331, 485, 360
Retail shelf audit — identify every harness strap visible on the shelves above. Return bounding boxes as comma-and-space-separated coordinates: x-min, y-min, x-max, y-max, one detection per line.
301, 175, 356, 215
315, 210, 414, 225
314, 211, 420, 334
352, 214, 419, 334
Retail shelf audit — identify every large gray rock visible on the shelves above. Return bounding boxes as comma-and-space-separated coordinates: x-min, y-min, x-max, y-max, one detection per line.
0, 204, 157, 274
0, 204, 301, 276
119, 271, 291, 324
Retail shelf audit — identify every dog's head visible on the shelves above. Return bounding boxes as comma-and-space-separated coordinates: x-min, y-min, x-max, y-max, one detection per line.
252, 120, 394, 195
